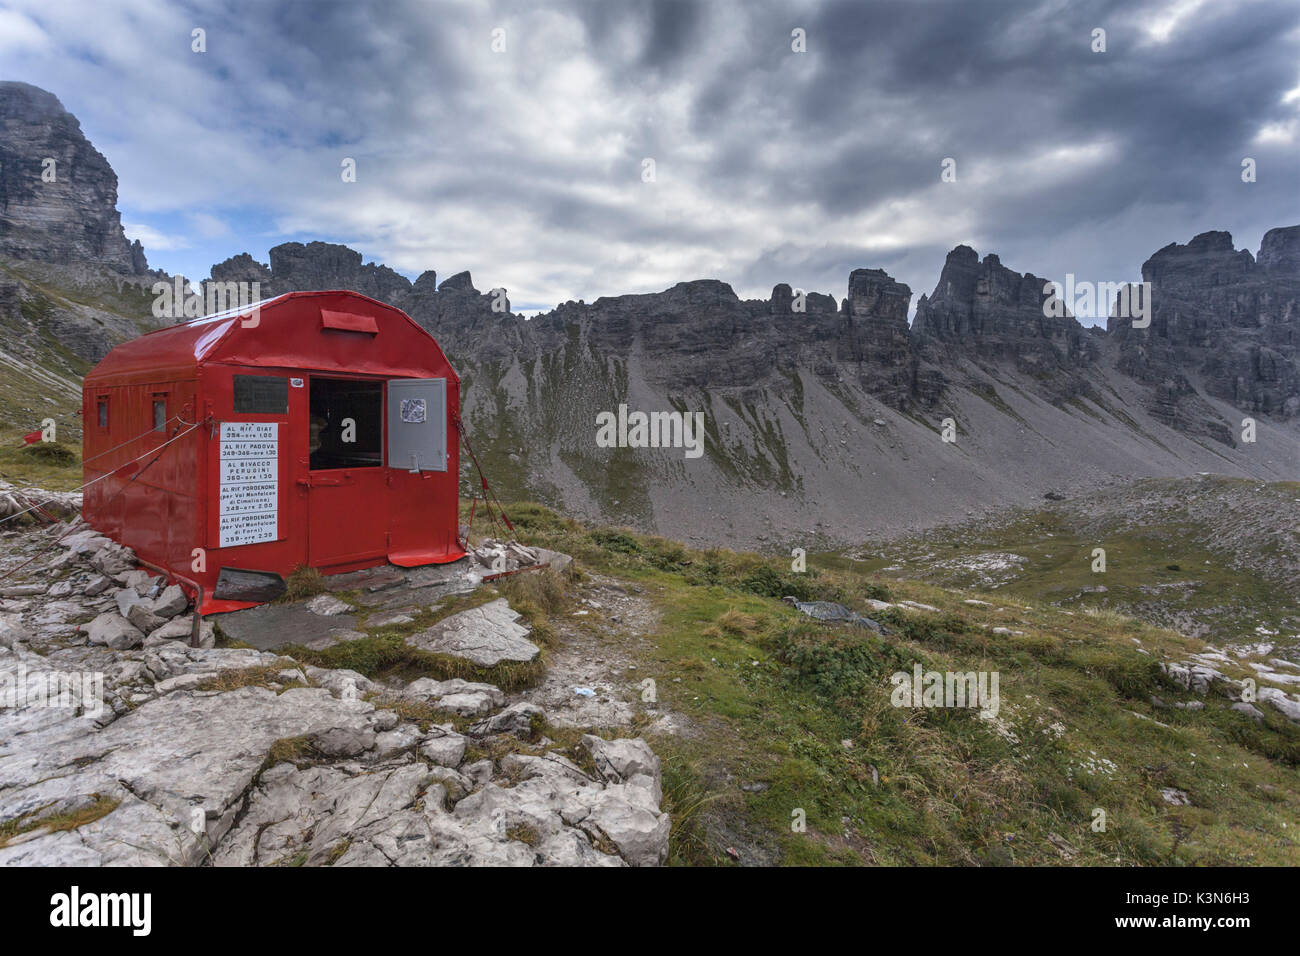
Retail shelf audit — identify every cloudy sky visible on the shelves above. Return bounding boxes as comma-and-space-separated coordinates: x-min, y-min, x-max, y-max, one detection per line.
3, 0, 1298, 317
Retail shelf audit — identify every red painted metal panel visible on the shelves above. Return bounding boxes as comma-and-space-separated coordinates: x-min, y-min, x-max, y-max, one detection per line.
80, 291, 466, 613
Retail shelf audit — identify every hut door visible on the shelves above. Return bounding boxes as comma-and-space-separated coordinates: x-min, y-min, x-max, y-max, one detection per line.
304, 375, 389, 569
386, 378, 455, 568
387, 379, 447, 473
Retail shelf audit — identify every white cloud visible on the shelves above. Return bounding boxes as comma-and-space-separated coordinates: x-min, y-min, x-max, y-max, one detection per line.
0, 9, 51, 55
122, 222, 188, 251
1138, 0, 1211, 45
1254, 120, 1297, 145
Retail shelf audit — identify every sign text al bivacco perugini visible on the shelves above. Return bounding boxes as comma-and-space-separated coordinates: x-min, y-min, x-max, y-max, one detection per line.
218, 422, 278, 547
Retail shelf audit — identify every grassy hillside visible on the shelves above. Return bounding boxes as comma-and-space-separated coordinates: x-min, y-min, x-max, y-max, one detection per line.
488, 500, 1300, 866
0, 431, 82, 491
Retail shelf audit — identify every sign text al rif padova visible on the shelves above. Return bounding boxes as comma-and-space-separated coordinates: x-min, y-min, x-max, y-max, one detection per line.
218, 422, 278, 547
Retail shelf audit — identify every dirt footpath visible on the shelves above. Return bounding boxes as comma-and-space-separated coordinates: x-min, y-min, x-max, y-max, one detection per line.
515, 572, 683, 734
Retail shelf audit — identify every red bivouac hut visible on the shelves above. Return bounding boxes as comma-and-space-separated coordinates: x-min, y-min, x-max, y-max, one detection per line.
81, 290, 466, 613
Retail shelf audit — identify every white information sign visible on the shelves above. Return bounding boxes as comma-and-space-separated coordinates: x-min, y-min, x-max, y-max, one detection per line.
219, 422, 279, 547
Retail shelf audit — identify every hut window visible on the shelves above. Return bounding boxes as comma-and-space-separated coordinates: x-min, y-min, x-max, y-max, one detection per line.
310, 378, 383, 470
233, 375, 289, 414
97, 399, 108, 429
153, 399, 167, 432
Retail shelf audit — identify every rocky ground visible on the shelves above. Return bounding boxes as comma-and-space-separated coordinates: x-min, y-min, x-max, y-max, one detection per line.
1157, 642, 1300, 726
851, 475, 1300, 651
0, 510, 671, 867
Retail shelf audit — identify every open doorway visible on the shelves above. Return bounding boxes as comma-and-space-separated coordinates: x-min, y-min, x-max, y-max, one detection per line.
309, 377, 383, 470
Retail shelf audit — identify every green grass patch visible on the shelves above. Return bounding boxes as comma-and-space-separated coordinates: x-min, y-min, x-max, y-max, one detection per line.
0, 794, 121, 849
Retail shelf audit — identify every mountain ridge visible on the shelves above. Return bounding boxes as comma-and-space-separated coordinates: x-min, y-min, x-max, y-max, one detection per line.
204, 233, 1300, 549
1, 80, 1297, 549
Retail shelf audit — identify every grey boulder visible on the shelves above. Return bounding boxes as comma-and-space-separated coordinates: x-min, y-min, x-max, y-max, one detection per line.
469, 701, 544, 739
85, 612, 144, 650
419, 726, 467, 767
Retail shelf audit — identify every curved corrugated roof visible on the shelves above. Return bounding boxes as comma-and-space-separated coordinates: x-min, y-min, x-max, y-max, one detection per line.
84, 290, 456, 385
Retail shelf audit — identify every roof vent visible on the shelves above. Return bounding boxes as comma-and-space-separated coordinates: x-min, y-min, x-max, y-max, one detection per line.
320, 309, 379, 334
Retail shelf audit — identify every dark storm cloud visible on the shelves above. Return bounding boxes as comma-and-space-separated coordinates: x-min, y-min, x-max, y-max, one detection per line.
639, 0, 707, 71
6, 0, 1297, 314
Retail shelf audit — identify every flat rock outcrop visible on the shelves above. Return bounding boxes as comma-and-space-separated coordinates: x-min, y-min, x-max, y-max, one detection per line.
405, 598, 541, 666
0, 509, 668, 868
0, 637, 669, 867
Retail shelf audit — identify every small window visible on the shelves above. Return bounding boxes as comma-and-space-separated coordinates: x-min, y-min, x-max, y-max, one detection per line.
153, 399, 167, 432
97, 399, 108, 429
233, 375, 289, 414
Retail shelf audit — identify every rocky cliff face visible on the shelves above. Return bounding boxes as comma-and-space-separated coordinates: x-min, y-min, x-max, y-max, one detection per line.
912, 246, 1100, 404
1109, 228, 1300, 435
209, 246, 528, 364
1258, 225, 1300, 274
0, 82, 145, 274
0, 83, 165, 433
200, 222, 1300, 453
838, 269, 918, 407
530, 276, 913, 398
211, 244, 928, 404
211, 242, 405, 303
